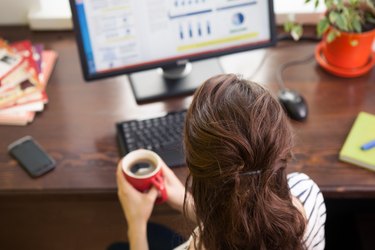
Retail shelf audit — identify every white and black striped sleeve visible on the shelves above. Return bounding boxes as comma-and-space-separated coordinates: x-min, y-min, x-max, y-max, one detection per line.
288, 172, 326, 250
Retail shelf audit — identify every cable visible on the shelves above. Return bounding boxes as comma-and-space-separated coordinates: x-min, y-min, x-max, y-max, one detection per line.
276, 54, 315, 90
248, 35, 319, 81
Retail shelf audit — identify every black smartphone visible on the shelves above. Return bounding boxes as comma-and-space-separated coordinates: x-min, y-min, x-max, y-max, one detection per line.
8, 136, 56, 178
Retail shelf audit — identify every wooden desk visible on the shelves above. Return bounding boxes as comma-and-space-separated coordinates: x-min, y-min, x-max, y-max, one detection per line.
1, 27, 375, 198
0, 26, 375, 249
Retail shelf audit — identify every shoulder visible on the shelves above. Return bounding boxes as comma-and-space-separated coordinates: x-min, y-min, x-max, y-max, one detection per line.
287, 172, 325, 209
287, 173, 318, 198
288, 172, 327, 250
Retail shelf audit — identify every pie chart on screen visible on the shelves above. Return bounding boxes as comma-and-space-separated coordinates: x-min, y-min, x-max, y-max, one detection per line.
232, 13, 245, 26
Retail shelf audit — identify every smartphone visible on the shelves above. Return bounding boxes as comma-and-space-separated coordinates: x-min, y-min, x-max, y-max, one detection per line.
8, 136, 56, 178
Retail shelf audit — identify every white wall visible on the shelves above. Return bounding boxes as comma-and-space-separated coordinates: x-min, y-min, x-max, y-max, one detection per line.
0, 0, 325, 26
275, 0, 325, 14
0, 0, 72, 29
275, 0, 325, 24
0, 0, 39, 25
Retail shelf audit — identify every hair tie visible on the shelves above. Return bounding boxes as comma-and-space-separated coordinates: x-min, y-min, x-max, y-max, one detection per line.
240, 170, 261, 176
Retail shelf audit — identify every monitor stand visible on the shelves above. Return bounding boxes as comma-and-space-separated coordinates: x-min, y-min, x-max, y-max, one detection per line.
128, 58, 223, 104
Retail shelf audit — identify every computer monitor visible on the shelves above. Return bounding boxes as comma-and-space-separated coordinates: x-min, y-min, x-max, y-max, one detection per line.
69, 0, 276, 103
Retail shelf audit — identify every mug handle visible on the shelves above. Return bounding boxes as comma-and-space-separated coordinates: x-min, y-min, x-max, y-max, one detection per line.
151, 174, 168, 204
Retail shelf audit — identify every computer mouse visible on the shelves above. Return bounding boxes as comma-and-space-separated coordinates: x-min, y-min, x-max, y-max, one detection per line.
278, 89, 308, 121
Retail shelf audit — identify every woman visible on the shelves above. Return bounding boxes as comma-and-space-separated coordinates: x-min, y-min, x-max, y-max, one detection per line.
116, 74, 326, 249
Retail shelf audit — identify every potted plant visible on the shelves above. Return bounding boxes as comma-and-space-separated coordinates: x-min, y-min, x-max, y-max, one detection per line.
284, 0, 375, 77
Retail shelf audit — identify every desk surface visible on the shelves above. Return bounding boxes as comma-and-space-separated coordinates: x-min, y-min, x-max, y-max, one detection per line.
0, 27, 375, 199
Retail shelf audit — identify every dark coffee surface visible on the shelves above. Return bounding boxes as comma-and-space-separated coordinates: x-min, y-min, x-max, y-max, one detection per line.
130, 160, 156, 176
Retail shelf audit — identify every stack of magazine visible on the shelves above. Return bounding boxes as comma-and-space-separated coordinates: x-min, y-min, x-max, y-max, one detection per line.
0, 39, 57, 125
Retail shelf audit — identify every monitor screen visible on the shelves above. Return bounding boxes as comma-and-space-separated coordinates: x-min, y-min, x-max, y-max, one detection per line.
70, 0, 276, 102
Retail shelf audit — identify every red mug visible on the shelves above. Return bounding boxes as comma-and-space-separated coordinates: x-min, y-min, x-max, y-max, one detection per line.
121, 149, 167, 204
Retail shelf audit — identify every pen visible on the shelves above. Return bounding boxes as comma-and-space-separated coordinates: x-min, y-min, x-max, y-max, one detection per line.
360, 139, 375, 150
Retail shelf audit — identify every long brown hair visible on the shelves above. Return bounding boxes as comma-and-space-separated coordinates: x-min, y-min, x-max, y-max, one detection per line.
183, 74, 305, 249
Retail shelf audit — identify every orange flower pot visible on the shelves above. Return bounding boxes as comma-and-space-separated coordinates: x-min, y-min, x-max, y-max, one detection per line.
322, 27, 375, 69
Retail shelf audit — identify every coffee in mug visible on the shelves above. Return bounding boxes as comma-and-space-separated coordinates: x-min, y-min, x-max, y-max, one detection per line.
129, 159, 157, 176
122, 149, 167, 204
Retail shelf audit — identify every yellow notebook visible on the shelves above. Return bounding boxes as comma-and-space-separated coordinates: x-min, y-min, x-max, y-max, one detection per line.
339, 112, 375, 171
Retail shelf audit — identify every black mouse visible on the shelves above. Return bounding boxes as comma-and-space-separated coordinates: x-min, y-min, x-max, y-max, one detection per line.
278, 89, 308, 121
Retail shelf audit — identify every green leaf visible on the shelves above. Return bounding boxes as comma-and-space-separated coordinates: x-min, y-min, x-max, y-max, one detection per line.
291, 25, 303, 41
335, 13, 348, 31
352, 18, 362, 32
317, 18, 330, 36
341, 8, 351, 18
365, 13, 375, 24
314, 0, 320, 8
324, 0, 334, 9
336, 0, 345, 9
367, 16, 375, 24
329, 11, 339, 24
283, 21, 294, 32
349, 0, 359, 5
283, 21, 303, 40
326, 30, 337, 43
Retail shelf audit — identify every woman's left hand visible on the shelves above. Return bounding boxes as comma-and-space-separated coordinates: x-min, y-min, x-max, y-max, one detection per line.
116, 161, 159, 229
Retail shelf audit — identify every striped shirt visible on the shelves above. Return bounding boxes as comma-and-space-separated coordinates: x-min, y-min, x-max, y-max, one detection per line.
175, 172, 326, 250
288, 172, 326, 250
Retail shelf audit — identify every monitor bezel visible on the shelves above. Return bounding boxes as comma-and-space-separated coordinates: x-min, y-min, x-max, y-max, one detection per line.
69, 0, 277, 81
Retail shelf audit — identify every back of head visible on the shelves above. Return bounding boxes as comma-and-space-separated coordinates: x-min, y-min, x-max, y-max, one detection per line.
184, 74, 305, 250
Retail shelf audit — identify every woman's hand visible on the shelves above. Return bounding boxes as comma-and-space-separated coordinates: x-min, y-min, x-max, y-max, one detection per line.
160, 161, 196, 222
160, 161, 186, 212
116, 161, 158, 228
117, 161, 159, 250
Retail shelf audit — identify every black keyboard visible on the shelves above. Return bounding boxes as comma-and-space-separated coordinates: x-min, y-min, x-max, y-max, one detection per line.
116, 110, 186, 167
